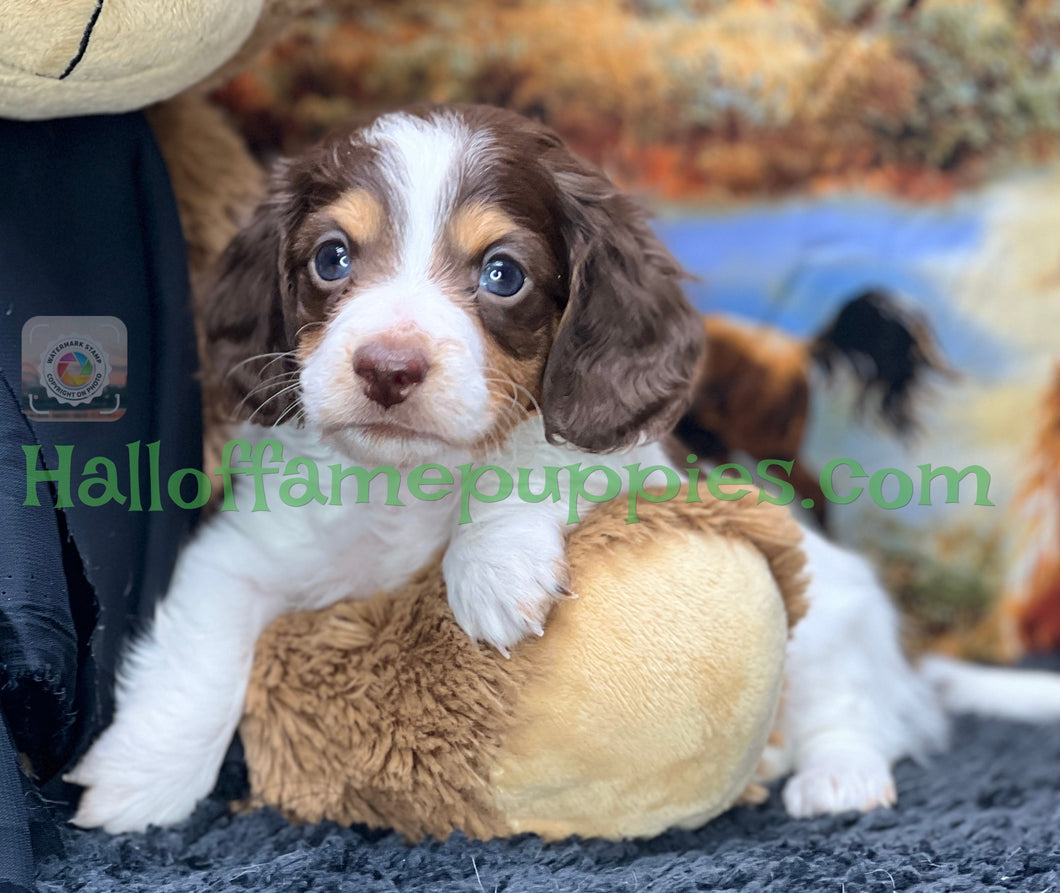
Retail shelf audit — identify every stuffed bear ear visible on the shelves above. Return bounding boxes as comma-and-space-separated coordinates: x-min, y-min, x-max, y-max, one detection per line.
539, 154, 704, 452
201, 168, 300, 426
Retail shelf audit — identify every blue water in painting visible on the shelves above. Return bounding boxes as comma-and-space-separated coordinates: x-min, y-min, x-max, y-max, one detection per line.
653, 195, 1008, 374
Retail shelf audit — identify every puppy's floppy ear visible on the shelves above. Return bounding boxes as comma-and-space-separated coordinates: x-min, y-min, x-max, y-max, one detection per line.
202, 168, 300, 425
540, 154, 704, 452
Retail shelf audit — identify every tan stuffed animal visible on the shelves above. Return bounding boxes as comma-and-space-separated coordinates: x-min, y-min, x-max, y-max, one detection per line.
241, 492, 807, 842
0, 1, 266, 119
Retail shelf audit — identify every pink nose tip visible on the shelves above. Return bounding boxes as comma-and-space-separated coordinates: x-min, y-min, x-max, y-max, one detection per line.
353, 343, 430, 408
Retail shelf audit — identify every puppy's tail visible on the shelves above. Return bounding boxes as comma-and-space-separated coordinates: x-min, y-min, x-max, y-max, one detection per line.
919, 655, 1060, 722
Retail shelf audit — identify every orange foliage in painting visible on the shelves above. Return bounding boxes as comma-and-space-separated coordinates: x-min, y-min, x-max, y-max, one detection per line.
211, 0, 1060, 200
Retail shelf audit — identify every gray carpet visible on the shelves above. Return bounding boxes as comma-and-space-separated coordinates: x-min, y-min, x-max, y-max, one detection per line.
34, 714, 1060, 892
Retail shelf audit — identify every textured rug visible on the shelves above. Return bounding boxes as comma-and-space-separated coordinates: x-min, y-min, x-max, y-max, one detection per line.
34, 714, 1060, 893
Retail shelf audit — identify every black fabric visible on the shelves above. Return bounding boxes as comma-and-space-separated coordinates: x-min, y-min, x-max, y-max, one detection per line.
33, 715, 1060, 892
0, 711, 33, 892
0, 371, 76, 775
0, 114, 201, 878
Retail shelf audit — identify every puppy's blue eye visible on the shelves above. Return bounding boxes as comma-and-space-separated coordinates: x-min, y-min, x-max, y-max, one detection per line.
314, 240, 350, 282
480, 257, 525, 298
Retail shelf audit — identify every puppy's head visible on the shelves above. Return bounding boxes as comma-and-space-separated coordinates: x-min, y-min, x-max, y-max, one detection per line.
205, 104, 702, 465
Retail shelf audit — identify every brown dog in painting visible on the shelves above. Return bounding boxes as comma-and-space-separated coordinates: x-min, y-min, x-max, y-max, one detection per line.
676, 290, 951, 527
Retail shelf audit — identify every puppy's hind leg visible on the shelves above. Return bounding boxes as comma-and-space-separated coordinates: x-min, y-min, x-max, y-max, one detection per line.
65, 536, 279, 833
773, 529, 948, 818
779, 710, 898, 819
776, 637, 899, 819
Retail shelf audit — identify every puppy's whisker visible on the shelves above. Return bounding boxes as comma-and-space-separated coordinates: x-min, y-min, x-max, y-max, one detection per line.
225, 350, 296, 380
245, 381, 303, 424
234, 370, 299, 405
294, 321, 325, 339
237, 368, 299, 394
483, 375, 541, 422
231, 378, 300, 421
477, 384, 519, 462
252, 380, 302, 409
481, 371, 542, 467
273, 396, 307, 427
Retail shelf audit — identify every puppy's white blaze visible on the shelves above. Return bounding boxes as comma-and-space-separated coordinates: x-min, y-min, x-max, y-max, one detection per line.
364, 111, 485, 277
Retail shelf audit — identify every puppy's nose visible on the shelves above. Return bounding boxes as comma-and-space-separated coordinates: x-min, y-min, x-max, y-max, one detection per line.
353, 343, 430, 408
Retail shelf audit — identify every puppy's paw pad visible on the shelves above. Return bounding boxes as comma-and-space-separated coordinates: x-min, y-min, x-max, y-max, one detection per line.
782, 748, 896, 818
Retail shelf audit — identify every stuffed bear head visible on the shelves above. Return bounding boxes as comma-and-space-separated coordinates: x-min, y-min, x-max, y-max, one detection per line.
0, 0, 321, 119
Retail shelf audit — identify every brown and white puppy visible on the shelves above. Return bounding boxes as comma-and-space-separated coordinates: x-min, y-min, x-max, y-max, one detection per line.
65, 104, 703, 832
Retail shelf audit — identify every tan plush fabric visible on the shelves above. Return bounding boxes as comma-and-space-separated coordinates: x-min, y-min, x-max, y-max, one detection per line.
490, 493, 804, 840
242, 558, 523, 841
191, 0, 328, 95
242, 493, 806, 842
0, 0, 266, 119
0, 0, 103, 80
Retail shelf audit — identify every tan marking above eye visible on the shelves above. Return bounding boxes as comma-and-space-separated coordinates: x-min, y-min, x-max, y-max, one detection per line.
323, 190, 386, 247
450, 204, 520, 259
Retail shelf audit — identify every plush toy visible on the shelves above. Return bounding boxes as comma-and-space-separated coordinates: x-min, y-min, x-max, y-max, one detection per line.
241, 491, 807, 841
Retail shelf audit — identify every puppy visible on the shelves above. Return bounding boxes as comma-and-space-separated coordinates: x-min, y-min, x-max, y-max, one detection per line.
65, 104, 701, 831
67, 105, 1060, 834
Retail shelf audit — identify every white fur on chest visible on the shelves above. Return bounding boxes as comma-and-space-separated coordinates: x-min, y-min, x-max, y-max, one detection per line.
204, 422, 463, 610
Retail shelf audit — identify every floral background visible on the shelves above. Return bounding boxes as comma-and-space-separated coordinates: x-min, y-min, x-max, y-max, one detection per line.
211, 0, 1060, 657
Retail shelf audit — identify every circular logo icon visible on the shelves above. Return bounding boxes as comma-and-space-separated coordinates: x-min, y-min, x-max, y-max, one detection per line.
38, 336, 111, 406
57, 351, 94, 387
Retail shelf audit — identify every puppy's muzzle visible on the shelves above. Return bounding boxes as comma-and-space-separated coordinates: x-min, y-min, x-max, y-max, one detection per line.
353, 342, 430, 408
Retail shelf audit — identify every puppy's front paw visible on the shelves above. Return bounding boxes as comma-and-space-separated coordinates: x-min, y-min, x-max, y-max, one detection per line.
64, 716, 218, 833
443, 516, 570, 655
782, 744, 896, 818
